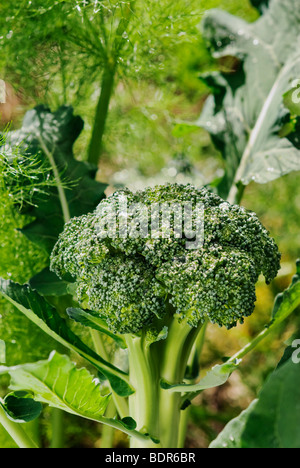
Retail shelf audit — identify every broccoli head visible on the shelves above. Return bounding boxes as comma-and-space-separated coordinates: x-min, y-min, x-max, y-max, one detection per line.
50, 184, 281, 333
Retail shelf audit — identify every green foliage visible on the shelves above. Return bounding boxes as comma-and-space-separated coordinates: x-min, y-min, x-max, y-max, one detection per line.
0, 143, 56, 210
196, 0, 300, 201
4, 105, 107, 253
66, 307, 127, 349
0, 279, 133, 397
0, 352, 110, 421
210, 355, 300, 448
0, 0, 202, 100
0, 166, 57, 370
0, 351, 155, 444
0, 0, 258, 168
0, 0, 299, 450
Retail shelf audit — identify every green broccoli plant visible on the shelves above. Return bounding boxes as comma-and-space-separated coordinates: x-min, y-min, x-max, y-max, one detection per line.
47, 183, 280, 448
1, 0, 300, 449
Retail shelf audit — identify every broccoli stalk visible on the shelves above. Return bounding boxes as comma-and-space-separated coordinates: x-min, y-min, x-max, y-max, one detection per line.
50, 183, 281, 448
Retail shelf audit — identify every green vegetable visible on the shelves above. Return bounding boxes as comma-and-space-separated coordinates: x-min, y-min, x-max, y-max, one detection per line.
50, 183, 280, 332
47, 183, 280, 447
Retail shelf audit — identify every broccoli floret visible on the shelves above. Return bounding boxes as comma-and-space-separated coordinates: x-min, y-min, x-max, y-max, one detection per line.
50, 184, 281, 333
76, 255, 165, 334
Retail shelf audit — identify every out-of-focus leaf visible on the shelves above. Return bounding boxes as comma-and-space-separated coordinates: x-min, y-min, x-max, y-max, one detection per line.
250, 0, 269, 13
272, 259, 300, 321
3, 106, 107, 253
29, 267, 75, 297
210, 356, 300, 448
0, 340, 6, 364
197, 0, 300, 198
283, 82, 300, 116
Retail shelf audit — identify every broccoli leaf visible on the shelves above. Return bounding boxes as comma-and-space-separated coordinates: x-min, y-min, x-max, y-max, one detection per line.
0, 352, 110, 421
3, 105, 107, 253
66, 307, 127, 349
197, 0, 300, 198
0, 352, 157, 443
271, 259, 300, 321
210, 355, 300, 448
161, 361, 240, 394
0, 279, 134, 397
29, 267, 75, 297
0, 392, 43, 423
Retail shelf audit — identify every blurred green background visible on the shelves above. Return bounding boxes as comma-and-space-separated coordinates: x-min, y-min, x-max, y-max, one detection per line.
0, 0, 299, 447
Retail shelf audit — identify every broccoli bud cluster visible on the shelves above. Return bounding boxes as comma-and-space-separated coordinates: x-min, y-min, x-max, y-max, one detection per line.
50, 184, 281, 333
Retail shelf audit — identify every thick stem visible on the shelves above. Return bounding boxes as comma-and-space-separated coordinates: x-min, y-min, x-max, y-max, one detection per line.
126, 335, 161, 448
158, 318, 203, 448
87, 63, 116, 166
0, 404, 39, 448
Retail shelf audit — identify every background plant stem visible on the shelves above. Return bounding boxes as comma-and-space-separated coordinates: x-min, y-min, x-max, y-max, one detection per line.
87, 64, 116, 166
50, 408, 64, 448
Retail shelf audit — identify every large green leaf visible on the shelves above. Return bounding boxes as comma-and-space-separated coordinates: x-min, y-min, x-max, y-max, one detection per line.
3, 105, 107, 253
210, 355, 300, 448
0, 352, 110, 420
0, 352, 155, 444
197, 0, 300, 198
0, 279, 133, 397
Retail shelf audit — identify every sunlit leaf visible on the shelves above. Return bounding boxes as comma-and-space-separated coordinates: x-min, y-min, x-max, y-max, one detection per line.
197, 0, 300, 197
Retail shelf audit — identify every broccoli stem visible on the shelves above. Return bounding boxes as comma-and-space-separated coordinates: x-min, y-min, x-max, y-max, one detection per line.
124, 312, 204, 448
126, 334, 161, 448
158, 317, 203, 448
